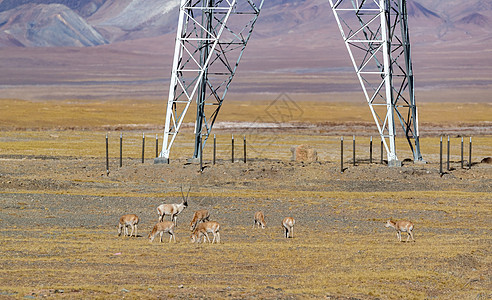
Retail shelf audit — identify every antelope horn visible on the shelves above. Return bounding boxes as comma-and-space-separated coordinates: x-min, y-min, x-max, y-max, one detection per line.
185, 185, 191, 200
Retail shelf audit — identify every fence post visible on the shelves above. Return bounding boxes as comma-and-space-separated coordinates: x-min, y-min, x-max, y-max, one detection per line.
447, 135, 450, 171
142, 133, 145, 163
119, 133, 123, 168
439, 136, 443, 175
461, 137, 464, 169
469, 137, 472, 169
156, 134, 159, 158
340, 136, 344, 173
231, 134, 234, 163
199, 135, 203, 173
369, 136, 373, 164
352, 135, 356, 166
380, 140, 383, 164
213, 134, 216, 165
243, 135, 247, 163
106, 133, 109, 176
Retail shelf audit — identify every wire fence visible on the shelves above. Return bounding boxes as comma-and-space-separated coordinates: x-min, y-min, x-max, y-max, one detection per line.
104, 132, 482, 175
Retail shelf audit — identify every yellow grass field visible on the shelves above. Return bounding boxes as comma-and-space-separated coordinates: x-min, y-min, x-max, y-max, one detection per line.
1, 99, 491, 129
0, 99, 491, 299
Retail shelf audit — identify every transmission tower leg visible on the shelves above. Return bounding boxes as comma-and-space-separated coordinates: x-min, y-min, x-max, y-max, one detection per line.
156, 0, 188, 164
381, 0, 399, 166
399, 0, 423, 162
192, 0, 214, 161
156, 0, 264, 163
329, 0, 422, 166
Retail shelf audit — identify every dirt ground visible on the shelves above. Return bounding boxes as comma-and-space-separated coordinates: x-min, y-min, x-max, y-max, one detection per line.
0, 145, 491, 299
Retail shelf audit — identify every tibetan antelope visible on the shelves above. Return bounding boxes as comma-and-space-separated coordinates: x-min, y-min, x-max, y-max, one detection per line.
190, 221, 220, 244
189, 209, 210, 231
118, 214, 139, 237
156, 186, 190, 226
385, 219, 415, 242
282, 217, 295, 238
148, 221, 176, 243
253, 211, 266, 229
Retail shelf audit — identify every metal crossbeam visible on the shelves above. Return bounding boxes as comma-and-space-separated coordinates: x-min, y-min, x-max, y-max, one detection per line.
158, 0, 264, 161
329, 0, 422, 164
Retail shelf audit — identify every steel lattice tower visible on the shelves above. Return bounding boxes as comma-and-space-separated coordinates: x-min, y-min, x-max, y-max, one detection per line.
156, 0, 264, 163
158, 0, 422, 165
329, 0, 422, 165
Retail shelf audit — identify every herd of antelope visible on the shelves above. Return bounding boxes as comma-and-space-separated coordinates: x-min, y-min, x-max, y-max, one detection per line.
118, 187, 415, 243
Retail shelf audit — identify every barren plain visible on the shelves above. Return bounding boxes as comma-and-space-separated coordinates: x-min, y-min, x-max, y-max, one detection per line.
0, 99, 491, 299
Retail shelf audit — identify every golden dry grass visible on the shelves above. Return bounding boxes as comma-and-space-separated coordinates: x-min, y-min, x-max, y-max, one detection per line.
0, 99, 491, 299
1, 99, 491, 128
1, 209, 490, 299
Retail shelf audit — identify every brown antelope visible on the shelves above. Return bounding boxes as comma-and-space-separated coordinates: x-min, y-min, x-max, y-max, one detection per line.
253, 211, 266, 229
148, 221, 176, 243
385, 219, 415, 242
190, 221, 220, 244
189, 209, 210, 231
282, 217, 295, 238
157, 186, 190, 226
118, 214, 139, 237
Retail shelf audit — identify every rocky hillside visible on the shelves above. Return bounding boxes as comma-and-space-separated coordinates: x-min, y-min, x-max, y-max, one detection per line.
0, 0, 490, 47
0, 3, 107, 47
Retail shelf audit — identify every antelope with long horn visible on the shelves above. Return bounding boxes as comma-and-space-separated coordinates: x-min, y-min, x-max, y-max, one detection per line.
156, 185, 190, 226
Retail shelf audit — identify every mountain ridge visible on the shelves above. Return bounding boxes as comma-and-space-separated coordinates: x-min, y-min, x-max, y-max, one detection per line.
0, 0, 490, 47
0, 3, 107, 47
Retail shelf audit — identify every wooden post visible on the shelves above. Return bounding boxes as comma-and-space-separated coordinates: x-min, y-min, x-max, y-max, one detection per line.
119, 133, 123, 168
468, 137, 472, 169
231, 134, 234, 163
447, 136, 450, 171
141, 133, 145, 163
461, 137, 464, 169
243, 135, 247, 163
380, 140, 383, 164
199, 135, 203, 173
352, 135, 356, 166
340, 136, 344, 173
106, 133, 109, 176
213, 134, 216, 165
369, 136, 373, 164
439, 136, 443, 175
155, 134, 159, 158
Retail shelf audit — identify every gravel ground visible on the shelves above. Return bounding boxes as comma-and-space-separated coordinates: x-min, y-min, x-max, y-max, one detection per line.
0, 155, 491, 298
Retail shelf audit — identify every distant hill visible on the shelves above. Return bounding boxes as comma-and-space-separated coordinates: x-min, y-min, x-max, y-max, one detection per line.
0, 0, 107, 17
0, 3, 107, 47
458, 12, 489, 26
407, 1, 440, 18
0, 0, 490, 47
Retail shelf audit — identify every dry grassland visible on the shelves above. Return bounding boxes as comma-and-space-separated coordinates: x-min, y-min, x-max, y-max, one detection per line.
1, 99, 491, 129
0, 99, 491, 299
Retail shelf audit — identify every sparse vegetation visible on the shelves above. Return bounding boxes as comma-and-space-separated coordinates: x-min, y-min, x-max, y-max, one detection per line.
0, 99, 490, 298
